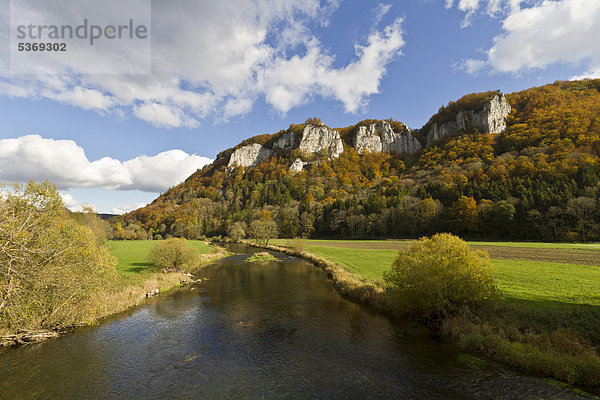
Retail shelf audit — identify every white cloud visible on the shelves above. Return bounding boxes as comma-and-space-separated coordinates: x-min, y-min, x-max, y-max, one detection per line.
133, 102, 199, 129
0, 0, 405, 127
60, 192, 96, 212
45, 87, 116, 111
459, 0, 600, 77
258, 17, 405, 113
374, 3, 393, 23
446, 0, 525, 26
111, 202, 148, 215
0, 135, 212, 192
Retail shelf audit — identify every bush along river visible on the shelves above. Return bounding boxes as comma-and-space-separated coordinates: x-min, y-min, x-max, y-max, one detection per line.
0, 244, 593, 399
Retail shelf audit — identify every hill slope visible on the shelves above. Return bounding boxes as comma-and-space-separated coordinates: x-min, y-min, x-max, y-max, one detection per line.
116, 80, 600, 242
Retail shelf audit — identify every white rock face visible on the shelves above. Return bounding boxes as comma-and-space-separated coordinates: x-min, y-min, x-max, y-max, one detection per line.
227, 143, 272, 168
354, 121, 422, 154
289, 158, 305, 173
354, 125, 382, 153
272, 132, 296, 150
298, 125, 344, 158
426, 93, 511, 146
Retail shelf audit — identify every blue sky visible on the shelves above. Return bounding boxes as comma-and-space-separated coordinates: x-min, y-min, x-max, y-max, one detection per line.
0, 0, 597, 213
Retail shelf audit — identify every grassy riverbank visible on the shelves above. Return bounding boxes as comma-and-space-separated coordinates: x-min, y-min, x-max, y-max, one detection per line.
270, 239, 600, 389
99, 240, 226, 314
105, 240, 215, 275
1, 240, 226, 346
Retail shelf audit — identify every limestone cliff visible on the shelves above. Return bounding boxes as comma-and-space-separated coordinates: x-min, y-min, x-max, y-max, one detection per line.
227, 143, 272, 168
272, 131, 296, 151
289, 158, 305, 173
426, 93, 511, 146
354, 121, 422, 154
298, 125, 344, 158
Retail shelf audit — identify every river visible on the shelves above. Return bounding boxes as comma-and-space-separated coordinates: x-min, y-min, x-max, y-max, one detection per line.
0, 245, 592, 399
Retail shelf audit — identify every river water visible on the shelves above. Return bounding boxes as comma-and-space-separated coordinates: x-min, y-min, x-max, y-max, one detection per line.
0, 245, 592, 399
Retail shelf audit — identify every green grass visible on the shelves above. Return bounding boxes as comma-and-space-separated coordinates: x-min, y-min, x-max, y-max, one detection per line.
105, 240, 213, 275
492, 259, 600, 306
306, 245, 396, 283
290, 240, 600, 308
273, 238, 600, 250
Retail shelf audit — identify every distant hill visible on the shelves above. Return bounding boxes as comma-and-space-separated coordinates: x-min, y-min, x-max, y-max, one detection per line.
117, 80, 600, 242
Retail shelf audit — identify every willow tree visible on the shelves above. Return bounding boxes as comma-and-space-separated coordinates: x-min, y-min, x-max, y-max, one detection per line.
0, 181, 117, 334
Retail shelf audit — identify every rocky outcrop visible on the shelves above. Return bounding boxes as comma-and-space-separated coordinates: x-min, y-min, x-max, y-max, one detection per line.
289, 158, 305, 173
272, 132, 296, 151
354, 125, 382, 153
227, 143, 272, 168
354, 121, 422, 154
298, 125, 344, 158
426, 93, 511, 146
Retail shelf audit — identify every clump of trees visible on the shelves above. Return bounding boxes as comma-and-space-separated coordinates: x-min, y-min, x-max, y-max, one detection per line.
0, 182, 117, 334
247, 211, 278, 245
149, 238, 198, 271
384, 233, 496, 321
227, 222, 246, 242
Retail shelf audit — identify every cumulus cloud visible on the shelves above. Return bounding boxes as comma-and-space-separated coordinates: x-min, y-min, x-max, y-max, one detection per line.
450, 0, 600, 78
0, 0, 406, 126
0, 135, 212, 192
258, 17, 405, 113
111, 203, 148, 215
60, 192, 96, 212
445, 0, 524, 26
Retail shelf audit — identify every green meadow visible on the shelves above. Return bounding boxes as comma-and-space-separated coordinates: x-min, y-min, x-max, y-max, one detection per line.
273, 239, 600, 307
105, 240, 213, 276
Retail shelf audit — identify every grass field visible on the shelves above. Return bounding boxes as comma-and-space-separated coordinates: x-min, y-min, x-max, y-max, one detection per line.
105, 240, 213, 275
278, 239, 600, 250
304, 245, 396, 282
493, 259, 600, 306
273, 239, 600, 307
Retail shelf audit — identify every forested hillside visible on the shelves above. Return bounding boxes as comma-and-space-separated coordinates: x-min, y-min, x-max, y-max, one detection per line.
115, 80, 600, 242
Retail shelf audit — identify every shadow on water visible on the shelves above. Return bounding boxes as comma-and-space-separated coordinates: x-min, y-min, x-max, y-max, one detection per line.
0, 244, 596, 399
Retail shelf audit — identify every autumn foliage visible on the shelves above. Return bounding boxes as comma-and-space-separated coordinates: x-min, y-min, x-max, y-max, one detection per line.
384, 234, 496, 320
116, 80, 600, 242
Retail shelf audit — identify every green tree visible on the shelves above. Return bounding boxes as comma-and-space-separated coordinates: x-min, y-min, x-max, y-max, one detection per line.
149, 238, 198, 271
299, 211, 315, 238
492, 200, 516, 238
566, 197, 597, 241
227, 221, 247, 242
248, 219, 279, 245
384, 233, 496, 320
0, 182, 117, 333
449, 196, 479, 234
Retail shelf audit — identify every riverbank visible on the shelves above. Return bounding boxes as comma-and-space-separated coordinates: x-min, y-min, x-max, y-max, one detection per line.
244, 241, 389, 308
0, 241, 228, 347
249, 239, 600, 392
4, 252, 584, 400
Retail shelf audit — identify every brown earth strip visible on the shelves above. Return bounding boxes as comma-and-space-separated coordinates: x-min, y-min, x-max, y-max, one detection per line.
476, 246, 600, 267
